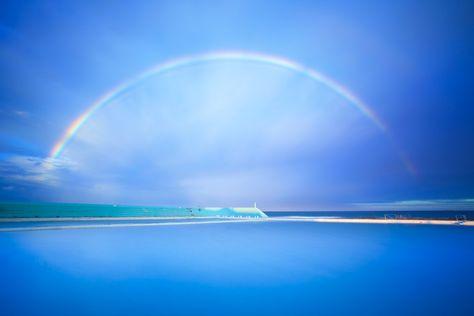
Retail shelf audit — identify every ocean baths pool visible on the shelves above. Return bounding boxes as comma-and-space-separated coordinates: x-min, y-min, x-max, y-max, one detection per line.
0, 220, 473, 315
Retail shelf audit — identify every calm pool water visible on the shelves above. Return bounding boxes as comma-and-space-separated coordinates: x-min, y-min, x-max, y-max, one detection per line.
1, 221, 473, 315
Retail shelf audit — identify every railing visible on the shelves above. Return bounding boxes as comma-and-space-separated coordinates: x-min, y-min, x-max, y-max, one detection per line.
455, 215, 467, 224
384, 214, 409, 220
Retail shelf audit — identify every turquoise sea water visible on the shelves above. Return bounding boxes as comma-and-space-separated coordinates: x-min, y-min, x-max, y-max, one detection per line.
2, 202, 471, 220
0, 220, 473, 315
0, 202, 265, 218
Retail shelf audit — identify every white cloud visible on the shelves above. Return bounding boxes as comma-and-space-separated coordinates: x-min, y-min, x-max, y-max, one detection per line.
0, 155, 76, 186
13, 110, 30, 118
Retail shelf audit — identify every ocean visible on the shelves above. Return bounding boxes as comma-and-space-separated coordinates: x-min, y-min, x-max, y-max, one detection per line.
0, 220, 473, 315
267, 210, 474, 220
0, 202, 265, 218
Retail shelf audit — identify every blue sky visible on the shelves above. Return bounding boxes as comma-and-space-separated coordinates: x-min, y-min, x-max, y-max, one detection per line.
0, 0, 473, 210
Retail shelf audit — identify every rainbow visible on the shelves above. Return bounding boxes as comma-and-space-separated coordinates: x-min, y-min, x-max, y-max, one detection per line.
49, 51, 414, 173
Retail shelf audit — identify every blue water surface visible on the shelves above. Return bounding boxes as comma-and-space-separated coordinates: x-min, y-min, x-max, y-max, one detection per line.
1, 221, 473, 315
267, 210, 474, 220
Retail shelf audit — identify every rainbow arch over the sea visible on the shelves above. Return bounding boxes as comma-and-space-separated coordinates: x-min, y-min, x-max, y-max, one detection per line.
49, 51, 415, 173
